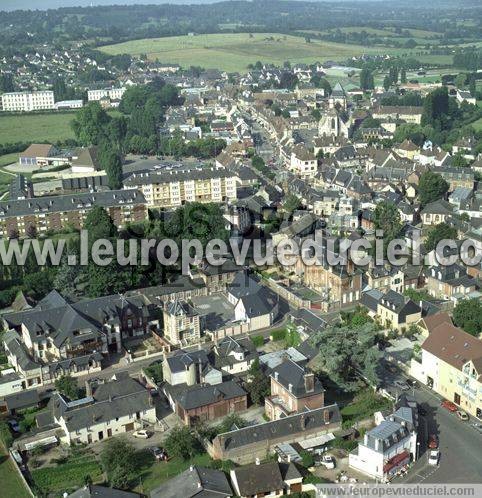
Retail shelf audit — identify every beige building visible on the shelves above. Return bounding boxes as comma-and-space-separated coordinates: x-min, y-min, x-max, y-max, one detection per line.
163, 299, 201, 346
124, 166, 237, 208
412, 322, 481, 419
376, 290, 421, 331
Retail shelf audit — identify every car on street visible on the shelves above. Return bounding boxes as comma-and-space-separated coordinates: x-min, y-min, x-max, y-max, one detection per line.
132, 430, 151, 439
8, 419, 20, 433
317, 455, 336, 469
441, 400, 458, 412
406, 379, 418, 388
471, 423, 482, 434
456, 410, 469, 421
428, 449, 440, 466
393, 380, 410, 391
428, 434, 438, 449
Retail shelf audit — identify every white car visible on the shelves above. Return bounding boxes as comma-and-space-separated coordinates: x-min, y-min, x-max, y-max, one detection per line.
456, 410, 469, 421
428, 449, 440, 466
319, 455, 336, 469
132, 430, 151, 439
393, 380, 410, 391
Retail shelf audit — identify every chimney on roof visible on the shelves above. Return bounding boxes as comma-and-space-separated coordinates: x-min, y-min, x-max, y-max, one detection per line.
255, 457, 260, 465
304, 373, 315, 393
323, 409, 330, 424
85, 379, 93, 397
288, 383, 293, 393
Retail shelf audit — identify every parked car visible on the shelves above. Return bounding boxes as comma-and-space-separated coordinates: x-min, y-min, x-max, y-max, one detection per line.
441, 400, 458, 412
393, 380, 410, 391
428, 434, 438, 449
471, 423, 482, 434
456, 410, 469, 421
132, 430, 151, 439
7, 420, 20, 433
318, 455, 336, 469
418, 407, 427, 417
428, 449, 440, 466
149, 388, 158, 396
150, 446, 168, 460
406, 379, 418, 388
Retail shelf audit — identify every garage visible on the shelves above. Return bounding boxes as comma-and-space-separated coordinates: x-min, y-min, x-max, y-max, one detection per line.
124, 422, 135, 432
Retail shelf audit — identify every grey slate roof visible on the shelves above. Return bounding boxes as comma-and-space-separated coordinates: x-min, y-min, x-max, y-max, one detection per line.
0, 189, 145, 218
271, 358, 324, 398
232, 461, 284, 495
171, 380, 246, 410
166, 349, 209, 373
365, 419, 410, 453
215, 404, 341, 451
213, 336, 258, 369
150, 465, 232, 498
228, 272, 263, 299
47, 377, 152, 432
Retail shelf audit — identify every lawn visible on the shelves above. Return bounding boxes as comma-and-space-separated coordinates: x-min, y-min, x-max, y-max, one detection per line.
100, 32, 395, 72
30, 449, 104, 495
340, 388, 392, 429
0, 153, 18, 168
471, 116, 482, 132
135, 452, 211, 494
0, 443, 31, 498
0, 112, 76, 145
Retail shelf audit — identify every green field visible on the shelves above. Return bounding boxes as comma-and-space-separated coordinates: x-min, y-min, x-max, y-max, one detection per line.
0, 112, 76, 145
0, 444, 31, 498
100, 32, 395, 72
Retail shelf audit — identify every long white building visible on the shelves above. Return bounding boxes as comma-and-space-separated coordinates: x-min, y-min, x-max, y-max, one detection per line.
87, 87, 126, 102
1, 91, 55, 112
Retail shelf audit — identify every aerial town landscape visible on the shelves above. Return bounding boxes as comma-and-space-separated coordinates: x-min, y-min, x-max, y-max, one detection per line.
0, 0, 481, 497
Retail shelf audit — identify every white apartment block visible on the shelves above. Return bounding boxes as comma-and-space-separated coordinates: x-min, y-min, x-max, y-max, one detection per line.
87, 87, 126, 102
1, 91, 55, 112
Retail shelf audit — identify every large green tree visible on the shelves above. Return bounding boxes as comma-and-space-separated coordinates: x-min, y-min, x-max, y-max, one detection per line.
425, 223, 458, 252
418, 171, 449, 206
453, 299, 482, 336
84, 206, 117, 241
164, 426, 202, 460
71, 102, 111, 145
310, 323, 382, 391
246, 358, 270, 405
55, 375, 82, 400
373, 201, 402, 242
100, 439, 139, 490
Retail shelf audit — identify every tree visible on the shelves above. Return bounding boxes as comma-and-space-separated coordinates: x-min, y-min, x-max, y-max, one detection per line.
164, 426, 202, 460
99, 146, 123, 190
400, 67, 407, 84
144, 361, 163, 384
453, 299, 482, 336
455, 73, 467, 89
425, 223, 458, 252
418, 171, 449, 206
421, 87, 449, 128
100, 439, 138, 489
84, 206, 117, 241
282, 194, 302, 214
0, 420, 13, 448
452, 153, 468, 168
71, 102, 111, 146
310, 323, 382, 391
55, 375, 82, 400
360, 67, 374, 90
246, 358, 270, 405
373, 201, 402, 243
383, 75, 391, 91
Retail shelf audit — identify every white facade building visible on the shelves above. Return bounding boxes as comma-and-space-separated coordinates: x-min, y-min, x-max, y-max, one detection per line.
87, 87, 126, 102
1, 91, 55, 112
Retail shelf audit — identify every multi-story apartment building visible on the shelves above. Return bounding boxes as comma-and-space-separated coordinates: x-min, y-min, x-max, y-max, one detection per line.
426, 264, 477, 300
0, 189, 147, 238
1, 91, 55, 112
87, 87, 126, 102
413, 322, 482, 419
124, 166, 237, 208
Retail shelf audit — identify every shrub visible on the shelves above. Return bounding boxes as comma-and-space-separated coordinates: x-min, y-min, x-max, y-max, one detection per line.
251, 335, 264, 348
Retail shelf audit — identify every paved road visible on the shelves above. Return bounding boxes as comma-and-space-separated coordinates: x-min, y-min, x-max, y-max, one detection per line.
383, 363, 482, 484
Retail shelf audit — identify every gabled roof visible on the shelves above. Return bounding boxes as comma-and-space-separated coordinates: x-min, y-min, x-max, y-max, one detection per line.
421, 323, 482, 373
232, 461, 284, 495
171, 380, 247, 410
271, 358, 324, 398
150, 465, 232, 498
